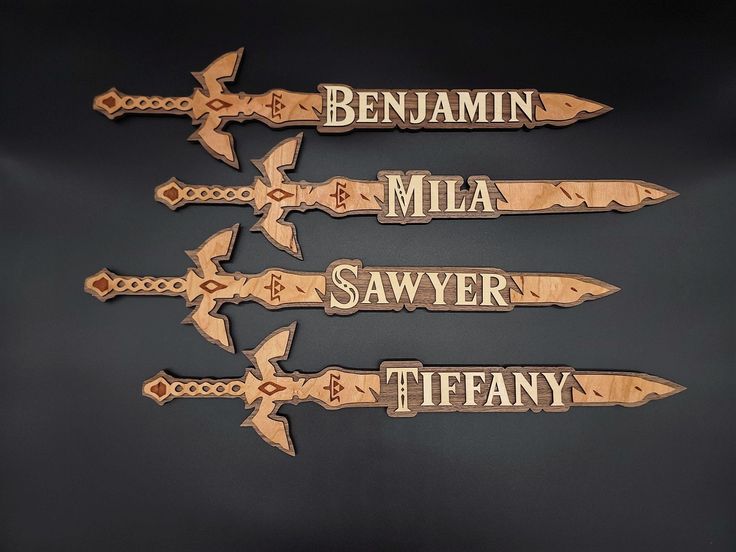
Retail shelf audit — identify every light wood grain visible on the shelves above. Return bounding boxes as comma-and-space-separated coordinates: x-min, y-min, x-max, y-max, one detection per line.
85, 226, 619, 351
143, 323, 684, 455
143, 324, 381, 455
154, 135, 676, 258
94, 48, 610, 166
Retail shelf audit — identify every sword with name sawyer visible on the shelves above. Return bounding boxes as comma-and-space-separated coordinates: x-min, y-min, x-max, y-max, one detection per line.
84, 225, 619, 352
155, 133, 677, 258
142, 323, 684, 456
93, 48, 611, 168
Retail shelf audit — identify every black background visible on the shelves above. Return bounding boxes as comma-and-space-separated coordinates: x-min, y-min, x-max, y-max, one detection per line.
2, 2, 734, 550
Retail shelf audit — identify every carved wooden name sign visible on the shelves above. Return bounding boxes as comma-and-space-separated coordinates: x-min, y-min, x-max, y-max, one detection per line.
94, 48, 611, 167
156, 134, 678, 257
143, 323, 684, 456
84, 225, 618, 352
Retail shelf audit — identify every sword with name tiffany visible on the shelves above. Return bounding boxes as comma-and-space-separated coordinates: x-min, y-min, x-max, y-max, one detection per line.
142, 322, 684, 456
155, 133, 677, 258
93, 48, 611, 168
85, 225, 619, 353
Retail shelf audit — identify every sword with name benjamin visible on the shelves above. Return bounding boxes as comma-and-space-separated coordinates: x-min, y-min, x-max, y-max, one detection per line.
84, 225, 619, 352
155, 133, 677, 258
93, 48, 611, 168
142, 322, 684, 456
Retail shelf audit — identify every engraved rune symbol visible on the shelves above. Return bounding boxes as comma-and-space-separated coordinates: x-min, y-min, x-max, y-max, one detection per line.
323, 373, 344, 403
266, 92, 285, 119
264, 273, 285, 301
329, 181, 350, 210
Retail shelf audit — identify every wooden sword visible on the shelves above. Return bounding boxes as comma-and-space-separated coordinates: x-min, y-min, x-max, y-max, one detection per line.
143, 323, 684, 456
155, 134, 677, 258
94, 48, 611, 168
85, 225, 619, 352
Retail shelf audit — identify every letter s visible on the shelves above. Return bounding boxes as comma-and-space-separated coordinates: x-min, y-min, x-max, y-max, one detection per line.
330, 263, 359, 310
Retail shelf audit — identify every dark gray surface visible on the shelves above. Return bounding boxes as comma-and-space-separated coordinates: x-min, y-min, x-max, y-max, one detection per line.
1, 2, 734, 550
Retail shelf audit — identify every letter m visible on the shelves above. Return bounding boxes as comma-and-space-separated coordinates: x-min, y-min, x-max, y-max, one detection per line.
386, 173, 425, 218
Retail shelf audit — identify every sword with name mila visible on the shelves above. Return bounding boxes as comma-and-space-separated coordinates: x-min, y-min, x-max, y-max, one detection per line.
142, 323, 684, 456
84, 225, 619, 352
94, 48, 611, 168
155, 133, 677, 258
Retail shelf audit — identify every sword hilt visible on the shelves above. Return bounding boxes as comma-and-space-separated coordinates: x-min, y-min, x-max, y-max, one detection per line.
93, 88, 193, 120
143, 371, 245, 405
142, 323, 381, 455
84, 269, 186, 302
155, 178, 254, 210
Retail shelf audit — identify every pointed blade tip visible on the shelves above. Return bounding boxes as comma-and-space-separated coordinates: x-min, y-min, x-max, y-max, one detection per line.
607, 283, 621, 294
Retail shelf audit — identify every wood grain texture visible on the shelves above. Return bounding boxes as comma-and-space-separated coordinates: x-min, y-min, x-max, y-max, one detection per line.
154, 134, 676, 258
85, 226, 619, 351
144, 323, 380, 455
94, 48, 611, 167
142, 323, 684, 455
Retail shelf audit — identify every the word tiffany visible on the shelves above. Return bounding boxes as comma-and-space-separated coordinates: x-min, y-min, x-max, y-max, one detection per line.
143, 323, 685, 455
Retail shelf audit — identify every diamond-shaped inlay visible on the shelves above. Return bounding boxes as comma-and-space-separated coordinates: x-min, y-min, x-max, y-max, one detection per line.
205, 98, 232, 112
258, 381, 286, 396
151, 380, 168, 398
92, 276, 110, 293
162, 185, 180, 202
266, 188, 295, 202
199, 279, 227, 293
102, 95, 117, 108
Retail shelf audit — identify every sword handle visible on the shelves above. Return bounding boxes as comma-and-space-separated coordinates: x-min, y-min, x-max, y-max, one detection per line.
143, 371, 245, 405
84, 270, 186, 302
93, 88, 193, 120
155, 178, 254, 210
